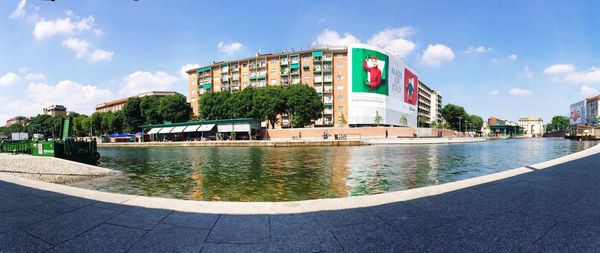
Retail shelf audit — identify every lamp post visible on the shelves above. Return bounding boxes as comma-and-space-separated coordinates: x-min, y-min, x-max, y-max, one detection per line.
458, 116, 462, 136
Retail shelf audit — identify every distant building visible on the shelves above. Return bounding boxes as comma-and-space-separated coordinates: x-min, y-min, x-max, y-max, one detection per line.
518, 117, 544, 137
417, 81, 442, 126
43, 105, 67, 117
95, 91, 181, 113
487, 116, 523, 136
5, 116, 26, 127
570, 95, 600, 126
585, 95, 600, 125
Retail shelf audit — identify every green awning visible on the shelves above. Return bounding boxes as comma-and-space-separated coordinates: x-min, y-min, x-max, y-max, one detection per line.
312, 51, 323, 57
290, 63, 299, 69
324, 102, 332, 106
203, 83, 211, 89
303, 65, 310, 69
197, 67, 211, 73
220, 63, 228, 67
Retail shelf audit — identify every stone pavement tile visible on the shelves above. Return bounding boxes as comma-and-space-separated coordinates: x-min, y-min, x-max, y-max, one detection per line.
270, 213, 342, 252
0, 209, 51, 234
33, 196, 96, 216
526, 183, 588, 205
49, 223, 146, 253
93, 201, 133, 212
0, 229, 53, 253
201, 243, 269, 253
370, 200, 457, 235
161, 211, 219, 229
466, 212, 556, 252
107, 206, 172, 230
534, 222, 600, 252
318, 207, 379, 227
510, 198, 567, 221
330, 219, 406, 252
399, 219, 490, 253
206, 215, 269, 244
0, 185, 66, 200
24, 205, 118, 245
128, 223, 210, 253
0, 195, 49, 213
443, 187, 533, 213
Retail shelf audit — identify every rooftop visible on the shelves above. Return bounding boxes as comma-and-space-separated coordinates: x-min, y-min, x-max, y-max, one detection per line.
95, 91, 181, 109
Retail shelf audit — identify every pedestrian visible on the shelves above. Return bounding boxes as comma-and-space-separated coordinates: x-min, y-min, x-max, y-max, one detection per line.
299, 132, 301, 139
385, 129, 388, 138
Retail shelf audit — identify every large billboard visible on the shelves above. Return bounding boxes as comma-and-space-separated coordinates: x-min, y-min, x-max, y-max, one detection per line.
570, 100, 586, 125
347, 44, 418, 126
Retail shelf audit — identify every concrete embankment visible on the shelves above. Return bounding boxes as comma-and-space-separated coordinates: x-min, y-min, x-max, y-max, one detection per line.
0, 153, 120, 184
98, 137, 486, 148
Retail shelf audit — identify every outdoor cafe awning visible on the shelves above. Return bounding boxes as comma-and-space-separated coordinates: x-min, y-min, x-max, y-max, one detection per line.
158, 127, 174, 134
171, 126, 187, 133
147, 128, 161, 134
199, 124, 215, 132
183, 125, 201, 132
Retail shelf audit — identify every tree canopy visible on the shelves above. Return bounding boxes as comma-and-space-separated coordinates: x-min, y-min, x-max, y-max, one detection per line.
441, 104, 484, 131
546, 115, 569, 132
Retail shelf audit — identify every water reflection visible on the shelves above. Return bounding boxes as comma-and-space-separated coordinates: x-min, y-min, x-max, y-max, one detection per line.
87, 139, 598, 201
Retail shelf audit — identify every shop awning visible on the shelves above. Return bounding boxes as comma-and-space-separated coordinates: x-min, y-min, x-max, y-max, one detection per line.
158, 127, 174, 133
290, 63, 299, 69
234, 124, 250, 132
147, 128, 161, 134
183, 125, 201, 132
199, 124, 215, 132
171, 126, 187, 133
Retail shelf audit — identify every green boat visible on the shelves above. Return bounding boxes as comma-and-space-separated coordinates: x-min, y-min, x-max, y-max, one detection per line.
0, 117, 100, 165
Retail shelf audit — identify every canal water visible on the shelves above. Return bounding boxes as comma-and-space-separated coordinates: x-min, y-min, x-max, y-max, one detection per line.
83, 139, 598, 202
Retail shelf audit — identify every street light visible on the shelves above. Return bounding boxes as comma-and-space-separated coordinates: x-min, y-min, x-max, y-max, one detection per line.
458, 116, 462, 136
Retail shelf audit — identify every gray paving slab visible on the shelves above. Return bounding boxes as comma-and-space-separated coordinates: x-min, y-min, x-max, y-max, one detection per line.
49, 223, 146, 253
206, 215, 269, 244
0, 229, 53, 253
0, 209, 51, 234
33, 196, 96, 216
0, 195, 50, 213
369, 201, 456, 235
128, 223, 210, 253
93, 201, 133, 212
200, 243, 269, 253
330, 219, 406, 252
534, 222, 600, 252
106, 206, 172, 230
161, 211, 219, 229
270, 213, 342, 252
24, 205, 118, 245
318, 207, 379, 227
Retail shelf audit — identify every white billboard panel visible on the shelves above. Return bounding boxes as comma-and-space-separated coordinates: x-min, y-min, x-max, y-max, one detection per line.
570, 100, 586, 125
347, 44, 418, 126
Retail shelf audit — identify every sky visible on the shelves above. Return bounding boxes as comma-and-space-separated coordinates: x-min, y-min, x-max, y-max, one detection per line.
1, 0, 600, 125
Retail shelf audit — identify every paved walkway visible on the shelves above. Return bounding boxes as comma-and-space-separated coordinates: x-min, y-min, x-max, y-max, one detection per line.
1, 152, 600, 252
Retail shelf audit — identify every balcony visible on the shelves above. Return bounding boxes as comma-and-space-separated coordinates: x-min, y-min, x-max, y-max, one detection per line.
314, 86, 323, 93
280, 58, 288, 65
249, 75, 266, 80
291, 79, 301, 85
324, 54, 333, 61
290, 70, 300, 76
313, 56, 322, 63
323, 65, 332, 73
324, 87, 332, 93
221, 67, 229, 73
291, 58, 299, 64
324, 108, 333, 114
221, 76, 229, 82
314, 76, 323, 83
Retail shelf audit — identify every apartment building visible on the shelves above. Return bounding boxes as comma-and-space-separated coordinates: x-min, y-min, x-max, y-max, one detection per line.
417, 81, 443, 126
187, 44, 422, 127
95, 91, 181, 113
43, 105, 67, 117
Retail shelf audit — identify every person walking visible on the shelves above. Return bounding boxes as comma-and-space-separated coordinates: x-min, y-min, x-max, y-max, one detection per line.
385, 129, 388, 139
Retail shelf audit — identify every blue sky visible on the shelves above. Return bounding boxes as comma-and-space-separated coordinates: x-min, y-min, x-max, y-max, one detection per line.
1, 0, 600, 124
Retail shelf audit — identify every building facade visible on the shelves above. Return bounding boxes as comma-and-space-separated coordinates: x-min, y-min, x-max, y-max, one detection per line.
518, 117, 544, 137
417, 81, 442, 126
95, 91, 181, 113
187, 44, 434, 128
43, 105, 67, 117
5, 116, 26, 127
570, 95, 600, 126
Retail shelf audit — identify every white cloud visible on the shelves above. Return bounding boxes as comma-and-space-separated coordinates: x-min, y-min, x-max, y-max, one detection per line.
217, 41, 243, 55
9, 0, 26, 19
564, 67, 600, 84
62, 38, 90, 58
367, 27, 416, 58
119, 71, 179, 97
466, 45, 492, 54
543, 64, 575, 75
24, 72, 45, 81
318, 18, 326, 24
508, 88, 531, 96
491, 54, 518, 64
33, 15, 94, 40
93, 29, 104, 36
179, 64, 200, 79
88, 49, 113, 63
0, 72, 20, 87
580, 85, 599, 96
420, 44, 455, 67
520, 66, 534, 81
313, 28, 360, 46
489, 90, 500, 96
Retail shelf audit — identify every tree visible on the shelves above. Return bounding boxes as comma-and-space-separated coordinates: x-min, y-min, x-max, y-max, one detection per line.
400, 115, 408, 127
417, 115, 429, 127
285, 84, 324, 127
122, 97, 144, 133
199, 91, 230, 120
441, 104, 469, 131
90, 112, 103, 136
374, 111, 383, 126
110, 111, 124, 133
253, 86, 286, 128
546, 115, 569, 132
158, 94, 192, 123
467, 114, 484, 131
337, 114, 348, 127
140, 96, 162, 125
101, 112, 113, 135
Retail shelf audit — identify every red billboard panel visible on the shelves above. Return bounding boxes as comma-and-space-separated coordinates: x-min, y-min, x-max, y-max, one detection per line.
404, 68, 418, 105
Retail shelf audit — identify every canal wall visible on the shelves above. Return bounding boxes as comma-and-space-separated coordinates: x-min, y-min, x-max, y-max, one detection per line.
264, 127, 455, 140
365, 137, 487, 145
98, 140, 367, 147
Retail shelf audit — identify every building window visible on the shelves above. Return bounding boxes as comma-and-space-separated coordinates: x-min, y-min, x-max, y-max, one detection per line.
337, 106, 344, 112
303, 76, 309, 81
271, 79, 277, 84
243, 72, 248, 77
243, 81, 248, 86
303, 56, 309, 61
337, 85, 344, 90
336, 96, 345, 100
191, 98, 196, 102
336, 64, 343, 68
191, 89, 195, 94
270, 69, 276, 73
243, 63, 247, 67
336, 54, 344, 58
271, 60, 276, 64
336, 75, 343, 80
